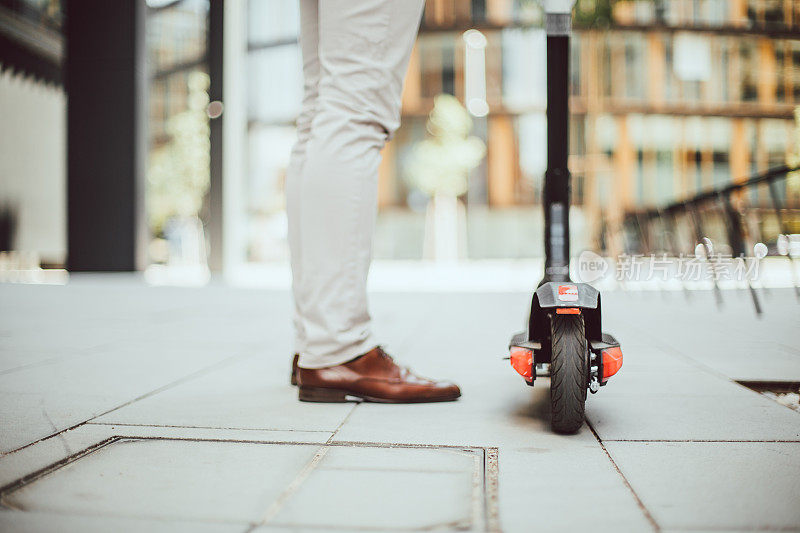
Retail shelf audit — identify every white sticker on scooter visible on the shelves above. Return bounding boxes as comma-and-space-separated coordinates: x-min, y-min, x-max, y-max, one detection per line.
558, 285, 578, 301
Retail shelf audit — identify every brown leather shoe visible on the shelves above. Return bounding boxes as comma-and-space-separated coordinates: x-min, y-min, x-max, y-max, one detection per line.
290, 353, 299, 386
297, 347, 460, 403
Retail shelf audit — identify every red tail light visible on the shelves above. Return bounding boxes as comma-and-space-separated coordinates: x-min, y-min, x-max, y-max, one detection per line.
510, 347, 533, 382
601, 346, 622, 381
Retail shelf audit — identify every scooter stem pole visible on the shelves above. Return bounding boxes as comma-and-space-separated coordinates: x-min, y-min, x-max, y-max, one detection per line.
541, 5, 573, 284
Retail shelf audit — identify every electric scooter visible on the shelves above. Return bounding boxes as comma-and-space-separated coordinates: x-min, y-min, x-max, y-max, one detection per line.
508, 0, 622, 434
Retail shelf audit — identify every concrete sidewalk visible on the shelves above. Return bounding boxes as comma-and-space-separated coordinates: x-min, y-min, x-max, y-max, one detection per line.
0, 276, 798, 532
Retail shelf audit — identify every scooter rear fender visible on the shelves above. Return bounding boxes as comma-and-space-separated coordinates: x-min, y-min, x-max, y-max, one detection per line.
528, 282, 602, 352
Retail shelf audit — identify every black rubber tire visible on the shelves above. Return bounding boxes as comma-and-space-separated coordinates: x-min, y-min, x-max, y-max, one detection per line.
549, 314, 589, 434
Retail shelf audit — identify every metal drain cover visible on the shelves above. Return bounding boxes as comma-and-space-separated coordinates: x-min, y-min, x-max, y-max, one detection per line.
1, 438, 498, 531
738, 381, 800, 413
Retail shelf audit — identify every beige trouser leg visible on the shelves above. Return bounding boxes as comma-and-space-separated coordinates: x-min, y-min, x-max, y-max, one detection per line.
287, 0, 425, 368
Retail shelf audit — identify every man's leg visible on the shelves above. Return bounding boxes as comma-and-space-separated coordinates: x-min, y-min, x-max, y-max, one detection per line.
287, 0, 321, 358
296, 0, 425, 368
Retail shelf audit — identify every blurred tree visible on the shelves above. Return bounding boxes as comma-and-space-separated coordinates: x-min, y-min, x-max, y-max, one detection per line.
574, 0, 615, 27
573, 0, 661, 28
404, 94, 485, 197
147, 71, 211, 236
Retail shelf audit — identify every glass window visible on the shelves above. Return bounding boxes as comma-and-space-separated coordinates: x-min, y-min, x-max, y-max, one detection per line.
471, 0, 486, 23
664, 35, 676, 102
601, 35, 613, 98
242, 0, 303, 264
419, 34, 444, 98
712, 151, 730, 186
501, 28, 546, 111
517, 113, 547, 203
763, 0, 785, 28
624, 33, 645, 100
145, 0, 211, 265
690, 150, 703, 193
570, 115, 586, 157
717, 41, 730, 102
247, 45, 303, 125
441, 41, 456, 96
636, 149, 645, 204
570, 33, 581, 97
739, 40, 758, 102
792, 42, 800, 102
655, 150, 674, 203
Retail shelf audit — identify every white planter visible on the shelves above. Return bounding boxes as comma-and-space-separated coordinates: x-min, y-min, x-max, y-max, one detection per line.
423, 194, 467, 262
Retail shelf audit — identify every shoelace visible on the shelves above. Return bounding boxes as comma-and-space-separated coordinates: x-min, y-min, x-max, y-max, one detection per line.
376, 345, 394, 362
376, 346, 414, 378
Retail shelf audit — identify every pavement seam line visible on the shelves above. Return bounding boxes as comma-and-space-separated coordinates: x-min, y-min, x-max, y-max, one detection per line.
3, 350, 255, 456
470, 453, 482, 530
484, 447, 501, 533
85, 422, 332, 433
623, 318, 747, 384
604, 439, 800, 443
255, 444, 331, 527
247, 403, 360, 530
587, 421, 661, 532
0, 437, 120, 502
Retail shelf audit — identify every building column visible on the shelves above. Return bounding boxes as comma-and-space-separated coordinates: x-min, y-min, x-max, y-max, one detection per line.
487, 115, 516, 207
220, 0, 247, 275
614, 116, 634, 210
65, 0, 147, 271
730, 119, 749, 182
757, 38, 776, 106
730, 0, 747, 27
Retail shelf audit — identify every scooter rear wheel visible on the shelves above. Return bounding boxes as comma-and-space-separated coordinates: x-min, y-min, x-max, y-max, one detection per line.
549, 314, 588, 434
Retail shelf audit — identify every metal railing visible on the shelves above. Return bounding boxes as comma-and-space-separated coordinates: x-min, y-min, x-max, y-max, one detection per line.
609, 165, 799, 315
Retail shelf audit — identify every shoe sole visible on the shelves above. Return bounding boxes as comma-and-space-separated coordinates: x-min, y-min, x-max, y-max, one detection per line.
298, 386, 460, 404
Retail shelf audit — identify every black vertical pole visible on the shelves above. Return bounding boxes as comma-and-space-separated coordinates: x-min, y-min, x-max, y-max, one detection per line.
207, 0, 224, 272
720, 192, 762, 315
65, 0, 147, 271
541, 12, 572, 284
767, 178, 800, 298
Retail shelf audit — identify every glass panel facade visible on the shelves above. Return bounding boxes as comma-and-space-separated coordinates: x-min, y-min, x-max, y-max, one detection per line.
145, 0, 210, 267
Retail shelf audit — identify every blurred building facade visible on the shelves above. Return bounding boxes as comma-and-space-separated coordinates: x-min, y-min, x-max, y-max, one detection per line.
0, 0, 65, 265
243, 0, 800, 262
381, 0, 800, 250
1, 0, 798, 271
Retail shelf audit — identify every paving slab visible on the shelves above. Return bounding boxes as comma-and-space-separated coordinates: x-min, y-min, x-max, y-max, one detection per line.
0, 423, 331, 490
0, 510, 242, 533
0, 423, 113, 489
319, 443, 479, 472
88, 423, 333, 444
1, 438, 320, 524
0, 390, 122, 454
602, 289, 800, 382
2, 280, 799, 531
496, 446, 655, 533
93, 356, 355, 433
587, 389, 800, 441
596, 366, 745, 396
0, 348, 239, 453
605, 441, 800, 530
333, 384, 654, 532
272, 468, 475, 530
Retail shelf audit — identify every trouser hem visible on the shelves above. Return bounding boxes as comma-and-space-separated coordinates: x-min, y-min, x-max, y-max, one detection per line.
297, 337, 378, 369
